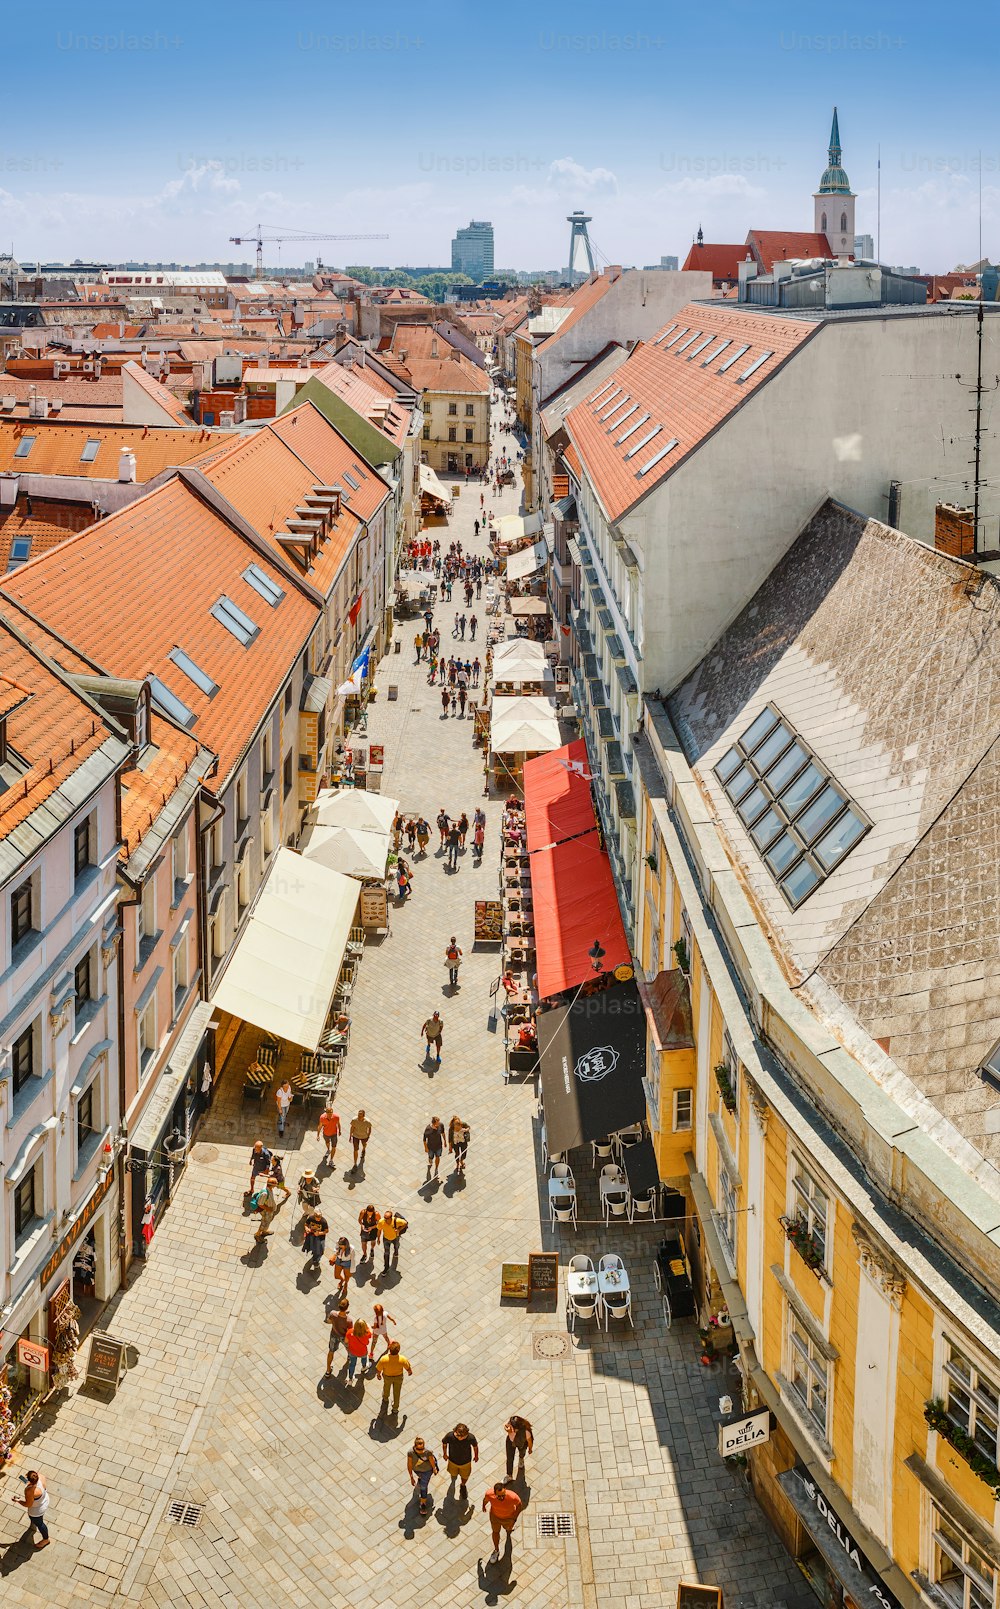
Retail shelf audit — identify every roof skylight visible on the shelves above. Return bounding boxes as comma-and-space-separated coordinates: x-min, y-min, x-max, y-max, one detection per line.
616, 412, 651, 444
211, 595, 260, 647
602, 397, 634, 424
608, 403, 639, 434
587, 380, 618, 405
652, 325, 678, 345
169, 646, 218, 698
13, 436, 35, 459
594, 386, 623, 413
674, 332, 702, 353
343, 470, 360, 490
714, 704, 869, 908
624, 425, 662, 460
702, 340, 731, 366
80, 439, 101, 463
599, 393, 630, 421
663, 328, 690, 349
737, 351, 774, 382
717, 344, 750, 373
686, 335, 715, 360
242, 564, 284, 607
636, 438, 679, 477
148, 675, 196, 729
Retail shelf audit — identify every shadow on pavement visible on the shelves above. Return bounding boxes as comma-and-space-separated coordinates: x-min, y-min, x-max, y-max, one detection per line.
369, 1410, 407, 1442
477, 1549, 517, 1603
0, 1532, 36, 1577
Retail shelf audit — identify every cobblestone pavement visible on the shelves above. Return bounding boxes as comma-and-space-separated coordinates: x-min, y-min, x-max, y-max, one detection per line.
0, 407, 803, 1608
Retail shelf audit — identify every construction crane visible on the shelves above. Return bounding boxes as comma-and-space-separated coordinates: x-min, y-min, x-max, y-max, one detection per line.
228, 224, 389, 280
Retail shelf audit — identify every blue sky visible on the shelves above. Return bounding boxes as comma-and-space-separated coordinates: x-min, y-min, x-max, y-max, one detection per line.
1, 0, 997, 274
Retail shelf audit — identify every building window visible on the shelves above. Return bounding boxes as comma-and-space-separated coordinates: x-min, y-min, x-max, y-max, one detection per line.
448, 427, 457, 442
77, 1084, 95, 1154
283, 750, 293, 799
138, 999, 157, 1075
673, 1088, 693, 1132
787, 1310, 830, 1437
448, 402, 457, 416
74, 949, 94, 1014
73, 816, 93, 882
172, 935, 189, 1015
465, 403, 474, 417
137, 881, 156, 950
422, 424, 430, 440
11, 1022, 35, 1094
944, 1344, 1000, 1465
465, 428, 473, 442
790, 1159, 829, 1267
261, 727, 273, 783
14, 1168, 37, 1241
262, 802, 274, 857
931, 1505, 996, 1609
284, 683, 293, 715
237, 853, 251, 915
717, 1159, 738, 1263
11, 877, 34, 948
172, 828, 188, 899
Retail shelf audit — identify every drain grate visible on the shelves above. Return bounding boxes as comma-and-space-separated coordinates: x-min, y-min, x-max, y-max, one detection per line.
166, 1501, 204, 1528
532, 1332, 571, 1362
537, 1512, 575, 1539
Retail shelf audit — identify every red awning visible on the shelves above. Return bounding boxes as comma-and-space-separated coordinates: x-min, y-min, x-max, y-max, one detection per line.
530, 829, 631, 997
523, 740, 595, 852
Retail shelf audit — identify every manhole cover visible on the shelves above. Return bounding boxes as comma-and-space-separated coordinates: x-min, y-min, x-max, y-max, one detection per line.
532, 1332, 571, 1361
537, 1513, 575, 1538
189, 1145, 220, 1164
166, 1502, 204, 1528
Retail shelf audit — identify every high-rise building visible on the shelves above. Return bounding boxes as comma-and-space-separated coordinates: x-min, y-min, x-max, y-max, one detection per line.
855, 234, 874, 260
451, 221, 494, 282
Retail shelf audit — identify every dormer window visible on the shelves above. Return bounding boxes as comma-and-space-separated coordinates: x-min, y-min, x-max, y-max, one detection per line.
135, 686, 150, 749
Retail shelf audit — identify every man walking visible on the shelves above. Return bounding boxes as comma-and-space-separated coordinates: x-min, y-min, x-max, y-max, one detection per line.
275, 1078, 293, 1138
349, 1110, 372, 1171
459, 613, 467, 640
376, 1340, 412, 1417
469, 613, 477, 641
423, 1115, 445, 1179
414, 630, 424, 663
437, 808, 450, 849
442, 1423, 478, 1506
252, 1173, 277, 1243
302, 1206, 329, 1273
325, 1297, 350, 1377
446, 820, 461, 869
247, 1140, 273, 1197
483, 1481, 523, 1565
11, 1469, 50, 1549
317, 1103, 340, 1164
379, 1207, 407, 1272
422, 1010, 443, 1065
444, 937, 463, 988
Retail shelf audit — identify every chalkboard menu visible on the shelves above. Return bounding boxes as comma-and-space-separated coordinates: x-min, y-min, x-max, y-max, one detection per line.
86, 1333, 127, 1391
475, 900, 503, 943
677, 1586, 723, 1608
528, 1252, 558, 1300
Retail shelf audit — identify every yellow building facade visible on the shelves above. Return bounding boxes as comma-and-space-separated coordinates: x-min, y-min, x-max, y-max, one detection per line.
634, 705, 1000, 1609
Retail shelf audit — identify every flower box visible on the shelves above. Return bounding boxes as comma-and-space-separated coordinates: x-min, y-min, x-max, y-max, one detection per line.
714, 1063, 737, 1114
925, 1399, 1000, 1497
780, 1211, 828, 1281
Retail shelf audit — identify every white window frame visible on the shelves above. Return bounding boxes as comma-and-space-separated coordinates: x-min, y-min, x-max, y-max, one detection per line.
210, 819, 224, 872
137, 880, 156, 946
790, 1156, 830, 1269
172, 934, 189, 1018
236, 770, 249, 827
673, 1087, 693, 1132
716, 1158, 738, 1265
138, 997, 157, 1076
943, 1341, 1000, 1467
786, 1308, 831, 1439
930, 1501, 997, 1609
171, 826, 188, 891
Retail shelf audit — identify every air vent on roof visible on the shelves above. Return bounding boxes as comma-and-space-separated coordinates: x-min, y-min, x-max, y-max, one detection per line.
674, 331, 702, 353
686, 335, 715, 361
717, 343, 750, 373
617, 412, 650, 444
636, 438, 679, 477
737, 351, 774, 382
702, 339, 731, 366
607, 403, 639, 434
624, 424, 662, 460
663, 328, 689, 349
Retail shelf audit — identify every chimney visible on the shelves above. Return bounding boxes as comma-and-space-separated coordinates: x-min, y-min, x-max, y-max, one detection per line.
934, 502, 976, 559
118, 448, 137, 484
606, 265, 622, 283
450, 348, 461, 361
431, 337, 438, 357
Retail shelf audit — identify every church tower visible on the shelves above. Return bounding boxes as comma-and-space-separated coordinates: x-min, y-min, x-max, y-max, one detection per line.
814, 107, 855, 257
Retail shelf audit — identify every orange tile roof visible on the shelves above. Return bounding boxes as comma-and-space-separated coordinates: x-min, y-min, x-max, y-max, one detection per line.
535, 274, 615, 354
564, 304, 817, 523
0, 421, 231, 480
0, 509, 78, 570
268, 403, 393, 522
748, 231, 835, 272
0, 614, 118, 837
119, 710, 203, 857
0, 373, 123, 407
396, 355, 491, 395
122, 360, 193, 424
91, 322, 143, 339
312, 361, 411, 447
563, 442, 582, 478
681, 242, 747, 280
1, 476, 319, 786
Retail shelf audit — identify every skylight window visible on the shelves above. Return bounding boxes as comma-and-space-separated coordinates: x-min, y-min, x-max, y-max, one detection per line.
714, 703, 870, 908
624, 425, 662, 460
686, 335, 715, 360
737, 351, 774, 383
351, 462, 368, 480
652, 325, 678, 345
13, 436, 35, 459
168, 646, 218, 698
602, 396, 634, 424
211, 595, 259, 647
616, 412, 651, 444
663, 328, 689, 349
79, 438, 101, 463
636, 438, 679, 477
717, 344, 751, 373
343, 470, 360, 490
242, 563, 284, 607
702, 340, 731, 366
587, 379, 618, 405
599, 393, 630, 421
607, 403, 639, 434
593, 386, 623, 413
674, 331, 702, 353
9, 537, 31, 563
148, 675, 196, 729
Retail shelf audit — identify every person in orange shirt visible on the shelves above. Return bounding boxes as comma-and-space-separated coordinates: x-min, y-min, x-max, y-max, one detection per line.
482, 1481, 523, 1564
317, 1104, 340, 1165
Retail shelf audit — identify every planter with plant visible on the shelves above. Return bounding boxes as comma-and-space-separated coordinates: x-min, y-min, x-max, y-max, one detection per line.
672, 936, 690, 974
924, 1400, 1000, 1497
715, 1062, 737, 1113
780, 1211, 829, 1281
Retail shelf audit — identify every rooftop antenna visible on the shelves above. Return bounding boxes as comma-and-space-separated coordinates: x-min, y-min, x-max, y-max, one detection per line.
876, 145, 881, 264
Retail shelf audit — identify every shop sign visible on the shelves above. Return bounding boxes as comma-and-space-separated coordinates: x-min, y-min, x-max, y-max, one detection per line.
368, 744, 384, 771
359, 884, 388, 929
677, 1588, 723, 1608
474, 900, 503, 943
796, 1470, 902, 1609
17, 1339, 50, 1372
528, 1252, 558, 1300
85, 1333, 127, 1391
719, 1408, 771, 1458
40, 1166, 115, 1290
500, 1263, 529, 1300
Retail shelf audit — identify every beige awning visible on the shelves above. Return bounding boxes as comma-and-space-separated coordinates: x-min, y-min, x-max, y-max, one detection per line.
506, 539, 548, 582
310, 789, 399, 834
300, 821, 390, 881
498, 511, 543, 544
509, 596, 549, 616
491, 694, 562, 754
212, 847, 358, 1050
419, 463, 452, 506
490, 638, 554, 687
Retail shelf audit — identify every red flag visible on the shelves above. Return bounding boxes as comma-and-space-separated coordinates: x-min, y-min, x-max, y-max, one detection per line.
561, 625, 571, 635
349, 595, 363, 625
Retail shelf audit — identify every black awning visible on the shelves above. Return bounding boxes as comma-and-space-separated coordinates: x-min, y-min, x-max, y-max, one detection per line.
622, 1134, 660, 1196
538, 979, 647, 1156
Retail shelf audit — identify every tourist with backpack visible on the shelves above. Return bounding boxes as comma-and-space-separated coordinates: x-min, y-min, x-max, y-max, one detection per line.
379, 1208, 408, 1272
444, 937, 463, 988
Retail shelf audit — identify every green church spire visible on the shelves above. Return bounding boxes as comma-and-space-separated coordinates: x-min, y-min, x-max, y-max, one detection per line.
818, 107, 851, 195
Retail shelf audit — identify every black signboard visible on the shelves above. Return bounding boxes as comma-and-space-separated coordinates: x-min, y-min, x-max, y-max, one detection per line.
677, 1587, 723, 1608
528, 1252, 558, 1300
85, 1333, 126, 1391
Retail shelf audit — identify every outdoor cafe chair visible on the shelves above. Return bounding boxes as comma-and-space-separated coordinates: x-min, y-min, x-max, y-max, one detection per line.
603, 1192, 629, 1226
599, 1253, 625, 1276
550, 1161, 575, 1188
602, 1288, 633, 1330
568, 1253, 594, 1276
629, 1187, 658, 1224
550, 1195, 578, 1230
591, 1137, 614, 1166
568, 1292, 599, 1331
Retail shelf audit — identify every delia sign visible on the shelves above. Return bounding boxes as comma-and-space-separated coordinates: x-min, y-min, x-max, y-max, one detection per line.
718, 1408, 771, 1457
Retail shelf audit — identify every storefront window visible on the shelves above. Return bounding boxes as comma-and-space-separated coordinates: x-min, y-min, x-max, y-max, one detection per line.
932, 1506, 996, 1609
944, 1344, 1000, 1464
788, 1310, 830, 1437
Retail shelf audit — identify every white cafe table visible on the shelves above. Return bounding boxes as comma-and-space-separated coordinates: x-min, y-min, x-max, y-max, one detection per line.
548, 1177, 577, 1202
566, 1269, 598, 1299
599, 1169, 627, 1200
597, 1265, 630, 1297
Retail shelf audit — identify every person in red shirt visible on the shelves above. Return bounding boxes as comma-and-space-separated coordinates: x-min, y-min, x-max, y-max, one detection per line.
317, 1105, 340, 1165
482, 1481, 523, 1564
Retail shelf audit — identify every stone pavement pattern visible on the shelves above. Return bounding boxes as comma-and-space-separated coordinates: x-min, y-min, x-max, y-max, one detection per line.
0, 406, 804, 1608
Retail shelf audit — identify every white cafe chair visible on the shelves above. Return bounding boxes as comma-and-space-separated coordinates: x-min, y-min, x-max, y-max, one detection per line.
568, 1292, 599, 1331
629, 1187, 658, 1225
550, 1162, 576, 1188
599, 1163, 623, 1184
599, 1253, 625, 1276
603, 1289, 633, 1330
603, 1189, 629, 1226
568, 1253, 594, 1276
591, 1137, 614, 1166
550, 1195, 578, 1230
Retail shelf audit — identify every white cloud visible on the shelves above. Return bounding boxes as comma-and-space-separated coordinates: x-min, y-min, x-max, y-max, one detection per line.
656, 174, 765, 200
161, 161, 240, 201
547, 156, 619, 198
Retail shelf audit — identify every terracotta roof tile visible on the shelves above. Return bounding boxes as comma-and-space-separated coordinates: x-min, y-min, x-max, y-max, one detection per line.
564, 303, 816, 523
122, 360, 193, 425
0, 476, 319, 785
680, 242, 747, 279
748, 230, 836, 272
0, 374, 123, 407
0, 421, 231, 481
119, 711, 203, 857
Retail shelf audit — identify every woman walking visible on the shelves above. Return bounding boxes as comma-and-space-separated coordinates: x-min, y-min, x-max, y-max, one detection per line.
504, 1415, 534, 1480
358, 1204, 380, 1262
368, 1302, 396, 1363
345, 1318, 371, 1383
330, 1236, 355, 1298
448, 1114, 470, 1174
407, 1437, 439, 1516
